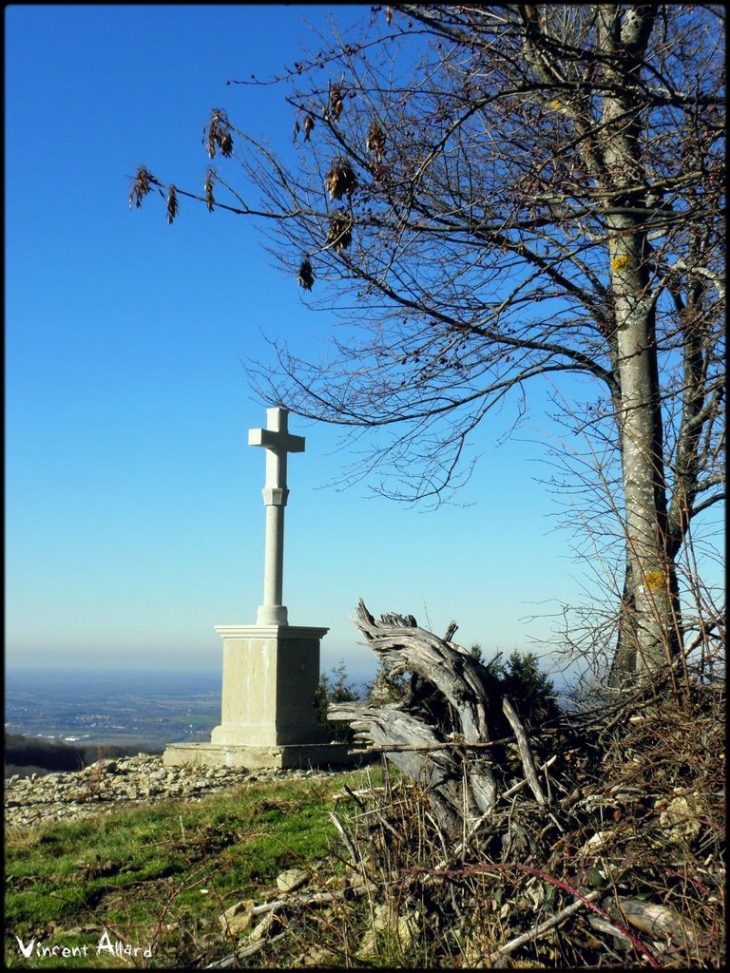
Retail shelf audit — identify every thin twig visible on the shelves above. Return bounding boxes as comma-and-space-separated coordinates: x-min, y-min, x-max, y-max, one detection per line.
501, 755, 558, 802
482, 889, 603, 965
328, 811, 361, 867
205, 931, 287, 968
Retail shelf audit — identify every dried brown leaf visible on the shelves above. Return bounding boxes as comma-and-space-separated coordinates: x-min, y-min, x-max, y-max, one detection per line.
326, 211, 353, 252
166, 185, 179, 225
129, 166, 155, 209
366, 121, 387, 161
329, 83, 344, 120
219, 131, 233, 158
325, 158, 358, 200
204, 169, 216, 212
205, 115, 219, 159
205, 109, 234, 160
298, 258, 315, 291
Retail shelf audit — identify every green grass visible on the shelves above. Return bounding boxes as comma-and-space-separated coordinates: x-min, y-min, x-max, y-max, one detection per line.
5, 768, 383, 969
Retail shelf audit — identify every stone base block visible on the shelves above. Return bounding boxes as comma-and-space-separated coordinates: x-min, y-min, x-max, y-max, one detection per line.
162, 741, 355, 771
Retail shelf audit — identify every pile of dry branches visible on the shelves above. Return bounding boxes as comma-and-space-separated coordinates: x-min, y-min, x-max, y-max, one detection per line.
321, 602, 726, 968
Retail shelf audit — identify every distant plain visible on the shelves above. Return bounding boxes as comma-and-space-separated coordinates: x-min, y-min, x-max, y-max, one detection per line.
5, 667, 222, 753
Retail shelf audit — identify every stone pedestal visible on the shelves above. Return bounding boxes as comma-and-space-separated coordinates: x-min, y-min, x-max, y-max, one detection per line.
212, 625, 328, 746
163, 407, 353, 772
163, 625, 352, 770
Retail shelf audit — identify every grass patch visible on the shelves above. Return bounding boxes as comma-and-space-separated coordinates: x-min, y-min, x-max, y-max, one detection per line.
5, 767, 383, 968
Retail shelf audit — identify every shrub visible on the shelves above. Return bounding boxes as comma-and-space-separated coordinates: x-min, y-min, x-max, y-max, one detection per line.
314, 662, 360, 742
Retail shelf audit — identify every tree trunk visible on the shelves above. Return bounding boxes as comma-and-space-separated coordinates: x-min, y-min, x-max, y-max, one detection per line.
610, 239, 680, 676
598, 7, 682, 682
609, 562, 637, 688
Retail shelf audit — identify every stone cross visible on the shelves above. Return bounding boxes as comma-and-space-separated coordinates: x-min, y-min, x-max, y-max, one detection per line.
248, 406, 305, 626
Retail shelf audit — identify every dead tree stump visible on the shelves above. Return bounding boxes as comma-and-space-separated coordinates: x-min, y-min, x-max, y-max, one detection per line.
328, 601, 547, 837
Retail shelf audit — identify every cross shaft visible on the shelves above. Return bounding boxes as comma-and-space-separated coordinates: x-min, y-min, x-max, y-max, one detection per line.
248, 407, 304, 625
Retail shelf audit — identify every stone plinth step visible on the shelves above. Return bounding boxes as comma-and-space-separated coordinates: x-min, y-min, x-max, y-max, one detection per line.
162, 741, 355, 771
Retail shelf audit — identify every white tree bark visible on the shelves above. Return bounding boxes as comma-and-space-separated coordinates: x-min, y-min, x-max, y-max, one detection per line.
597, 6, 679, 676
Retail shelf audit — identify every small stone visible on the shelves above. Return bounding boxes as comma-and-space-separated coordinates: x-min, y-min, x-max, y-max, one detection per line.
220, 899, 257, 935
277, 867, 309, 893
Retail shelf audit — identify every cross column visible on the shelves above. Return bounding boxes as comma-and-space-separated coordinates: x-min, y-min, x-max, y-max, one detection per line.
162, 403, 351, 769
248, 406, 304, 625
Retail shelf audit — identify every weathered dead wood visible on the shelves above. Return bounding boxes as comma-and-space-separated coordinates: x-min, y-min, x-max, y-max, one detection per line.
352, 600, 493, 744
329, 601, 552, 837
502, 696, 547, 805
329, 701, 476, 835
602, 895, 706, 949
348, 735, 514, 753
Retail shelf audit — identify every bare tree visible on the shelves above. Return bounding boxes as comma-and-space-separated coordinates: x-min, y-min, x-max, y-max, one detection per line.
130, 4, 725, 687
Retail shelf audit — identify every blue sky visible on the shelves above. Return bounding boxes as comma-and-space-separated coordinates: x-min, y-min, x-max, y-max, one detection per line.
5, 5, 723, 690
